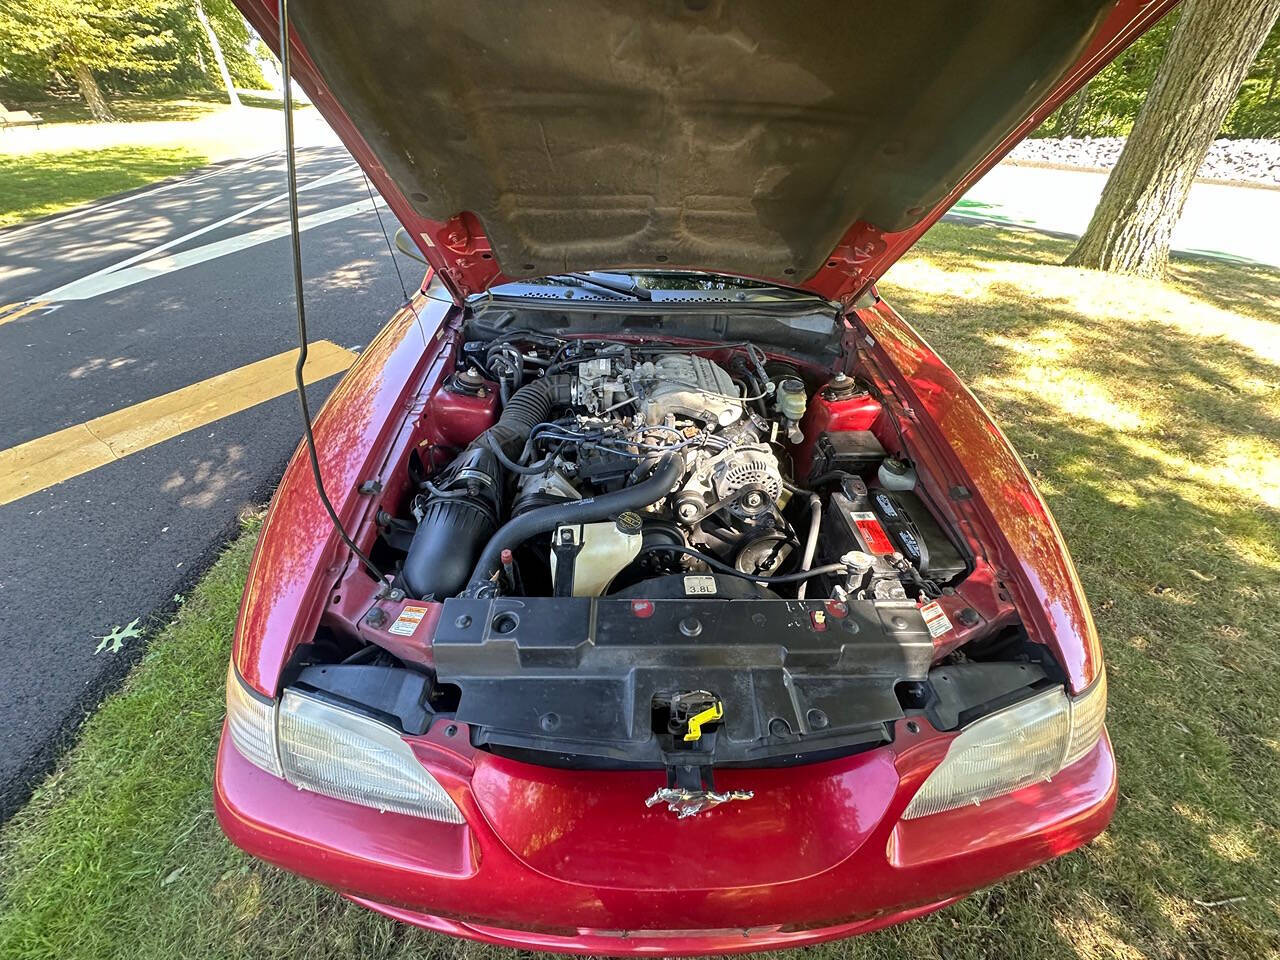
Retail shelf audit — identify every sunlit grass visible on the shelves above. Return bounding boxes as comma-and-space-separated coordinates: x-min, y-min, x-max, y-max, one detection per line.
0, 94, 312, 227
21, 93, 305, 126
0, 223, 1277, 959
0, 147, 208, 227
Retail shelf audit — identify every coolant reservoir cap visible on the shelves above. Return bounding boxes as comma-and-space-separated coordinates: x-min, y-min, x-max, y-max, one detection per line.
615, 511, 643, 535
878, 457, 918, 491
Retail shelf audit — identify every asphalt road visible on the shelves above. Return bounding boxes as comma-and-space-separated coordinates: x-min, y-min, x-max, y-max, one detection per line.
0, 144, 413, 819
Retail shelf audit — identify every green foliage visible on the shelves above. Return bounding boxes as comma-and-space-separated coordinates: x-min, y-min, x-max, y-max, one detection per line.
1034, 13, 1280, 139
0, 0, 265, 107
0, 0, 176, 81
1037, 15, 1176, 138
1222, 24, 1280, 137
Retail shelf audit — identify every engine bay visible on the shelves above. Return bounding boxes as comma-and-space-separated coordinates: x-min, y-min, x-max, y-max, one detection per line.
286, 322, 1053, 797
398, 335, 969, 607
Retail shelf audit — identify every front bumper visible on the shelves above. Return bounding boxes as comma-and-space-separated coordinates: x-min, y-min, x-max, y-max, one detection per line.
214, 718, 1116, 955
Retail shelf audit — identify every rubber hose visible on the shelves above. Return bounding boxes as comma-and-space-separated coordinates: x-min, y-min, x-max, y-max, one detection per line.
405, 375, 574, 599
482, 433, 556, 476
794, 492, 823, 599
466, 453, 683, 592
637, 544, 848, 585
478, 374, 573, 457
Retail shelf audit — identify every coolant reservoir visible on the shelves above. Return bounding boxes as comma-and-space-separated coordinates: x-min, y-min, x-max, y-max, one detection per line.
550, 513, 643, 597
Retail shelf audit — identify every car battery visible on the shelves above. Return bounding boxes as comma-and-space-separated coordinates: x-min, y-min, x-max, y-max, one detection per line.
809, 430, 886, 480
822, 478, 968, 586
822, 479, 897, 569
866, 488, 968, 582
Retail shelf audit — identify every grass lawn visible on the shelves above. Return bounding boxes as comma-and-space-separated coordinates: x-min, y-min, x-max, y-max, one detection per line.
15, 91, 299, 125
0, 93, 313, 228
0, 146, 209, 227
0, 223, 1276, 959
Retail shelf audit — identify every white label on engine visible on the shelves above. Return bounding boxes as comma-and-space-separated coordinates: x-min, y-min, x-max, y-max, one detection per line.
920, 601, 953, 638
684, 576, 718, 596
388, 604, 429, 636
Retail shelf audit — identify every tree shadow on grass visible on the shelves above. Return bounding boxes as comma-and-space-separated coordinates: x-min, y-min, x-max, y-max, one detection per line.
838, 223, 1280, 960
1170, 256, 1280, 327
21, 94, 308, 125
0, 146, 209, 227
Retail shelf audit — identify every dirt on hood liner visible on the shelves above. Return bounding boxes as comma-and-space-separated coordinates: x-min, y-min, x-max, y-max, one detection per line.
279, 0, 1136, 292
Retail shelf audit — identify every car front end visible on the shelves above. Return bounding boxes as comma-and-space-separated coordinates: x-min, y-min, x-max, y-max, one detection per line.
218, 0, 1176, 949
214, 274, 1115, 952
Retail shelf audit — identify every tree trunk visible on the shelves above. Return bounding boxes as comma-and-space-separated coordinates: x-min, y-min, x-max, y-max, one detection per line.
1064, 0, 1280, 278
194, 0, 241, 107
71, 61, 114, 122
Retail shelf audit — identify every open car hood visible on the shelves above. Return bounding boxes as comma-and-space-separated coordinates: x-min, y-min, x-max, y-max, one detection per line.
236, 0, 1176, 305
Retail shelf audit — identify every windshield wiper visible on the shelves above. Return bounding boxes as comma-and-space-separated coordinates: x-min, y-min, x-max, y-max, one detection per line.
548, 272, 652, 300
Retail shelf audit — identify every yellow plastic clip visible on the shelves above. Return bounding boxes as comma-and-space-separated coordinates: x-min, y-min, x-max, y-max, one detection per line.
683, 701, 724, 742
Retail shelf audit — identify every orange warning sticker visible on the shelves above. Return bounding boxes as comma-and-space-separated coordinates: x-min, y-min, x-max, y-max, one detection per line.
920, 600, 953, 638
388, 604, 429, 637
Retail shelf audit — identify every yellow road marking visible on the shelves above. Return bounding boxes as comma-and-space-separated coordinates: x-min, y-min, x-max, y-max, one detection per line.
0, 340, 356, 507
0, 300, 50, 327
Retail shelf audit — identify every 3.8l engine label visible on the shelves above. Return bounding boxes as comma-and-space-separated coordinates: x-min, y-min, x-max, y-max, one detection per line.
851, 512, 896, 555
684, 576, 717, 595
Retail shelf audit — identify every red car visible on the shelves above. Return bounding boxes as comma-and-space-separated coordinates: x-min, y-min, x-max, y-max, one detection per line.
217, 1, 1175, 953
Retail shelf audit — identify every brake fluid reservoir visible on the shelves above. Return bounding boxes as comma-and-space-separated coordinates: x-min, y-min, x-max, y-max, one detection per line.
777, 377, 807, 421
551, 512, 643, 596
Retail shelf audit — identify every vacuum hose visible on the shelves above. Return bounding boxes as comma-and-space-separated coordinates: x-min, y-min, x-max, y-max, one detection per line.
403, 375, 573, 598
795, 492, 823, 600
464, 453, 684, 596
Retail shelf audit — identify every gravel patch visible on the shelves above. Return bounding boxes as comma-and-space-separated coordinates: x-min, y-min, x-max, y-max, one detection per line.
1010, 137, 1280, 186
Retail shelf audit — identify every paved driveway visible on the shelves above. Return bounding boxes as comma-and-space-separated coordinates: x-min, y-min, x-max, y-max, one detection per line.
0, 142, 414, 818
951, 161, 1280, 267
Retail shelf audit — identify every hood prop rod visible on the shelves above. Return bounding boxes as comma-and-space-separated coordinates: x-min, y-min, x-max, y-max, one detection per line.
278, 0, 390, 595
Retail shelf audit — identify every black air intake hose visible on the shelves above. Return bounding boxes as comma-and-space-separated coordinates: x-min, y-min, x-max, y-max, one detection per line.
478, 374, 573, 458
403, 375, 573, 599
464, 453, 684, 596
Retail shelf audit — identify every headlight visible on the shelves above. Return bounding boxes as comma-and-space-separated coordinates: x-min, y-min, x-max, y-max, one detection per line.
277, 689, 464, 822
224, 666, 463, 823
903, 670, 1107, 820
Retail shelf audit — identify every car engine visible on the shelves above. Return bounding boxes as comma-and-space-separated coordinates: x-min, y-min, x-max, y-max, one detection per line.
394, 336, 967, 606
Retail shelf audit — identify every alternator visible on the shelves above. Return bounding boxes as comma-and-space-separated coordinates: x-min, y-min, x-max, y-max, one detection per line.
711, 443, 783, 516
